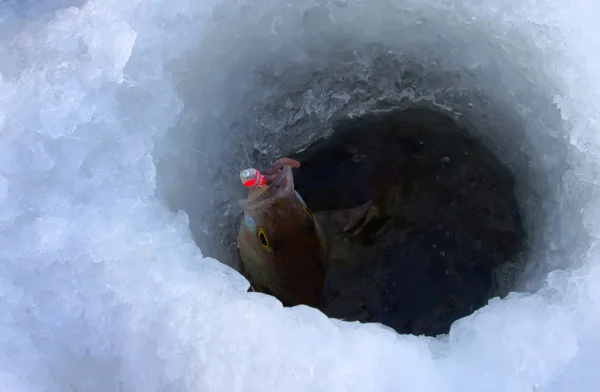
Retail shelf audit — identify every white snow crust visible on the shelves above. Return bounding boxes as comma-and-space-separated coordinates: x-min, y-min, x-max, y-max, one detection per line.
1, 0, 600, 391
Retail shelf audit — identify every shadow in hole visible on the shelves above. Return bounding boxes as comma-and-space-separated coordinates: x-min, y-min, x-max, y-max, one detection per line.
290, 108, 527, 336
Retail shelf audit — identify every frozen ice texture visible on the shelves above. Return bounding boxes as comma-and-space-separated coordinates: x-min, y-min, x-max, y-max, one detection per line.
0, 0, 599, 391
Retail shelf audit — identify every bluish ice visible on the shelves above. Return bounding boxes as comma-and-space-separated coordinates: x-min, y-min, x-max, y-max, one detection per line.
1, 0, 599, 391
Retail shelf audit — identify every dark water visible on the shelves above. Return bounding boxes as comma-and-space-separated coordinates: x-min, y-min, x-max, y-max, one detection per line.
291, 108, 527, 336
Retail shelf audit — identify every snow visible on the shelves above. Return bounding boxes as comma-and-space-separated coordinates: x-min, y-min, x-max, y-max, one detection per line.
1, 0, 599, 391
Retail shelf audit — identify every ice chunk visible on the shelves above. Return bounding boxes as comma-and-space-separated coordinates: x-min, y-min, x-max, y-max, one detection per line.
0, 174, 8, 203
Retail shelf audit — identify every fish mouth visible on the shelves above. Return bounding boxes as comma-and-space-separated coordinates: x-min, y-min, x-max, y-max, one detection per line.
272, 165, 295, 198
264, 158, 300, 198
240, 159, 299, 209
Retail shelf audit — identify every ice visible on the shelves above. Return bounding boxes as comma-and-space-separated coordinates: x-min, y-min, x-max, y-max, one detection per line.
1, 0, 600, 391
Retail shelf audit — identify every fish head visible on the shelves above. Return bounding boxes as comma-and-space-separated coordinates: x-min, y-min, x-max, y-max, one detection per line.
237, 159, 328, 307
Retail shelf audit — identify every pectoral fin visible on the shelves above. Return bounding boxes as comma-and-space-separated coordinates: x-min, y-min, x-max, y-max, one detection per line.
342, 200, 380, 236
342, 200, 372, 232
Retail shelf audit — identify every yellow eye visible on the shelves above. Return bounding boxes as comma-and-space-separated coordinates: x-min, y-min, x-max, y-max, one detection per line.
258, 229, 270, 250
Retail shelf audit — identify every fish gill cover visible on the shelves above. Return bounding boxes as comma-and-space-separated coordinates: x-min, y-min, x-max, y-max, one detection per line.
0, 0, 599, 391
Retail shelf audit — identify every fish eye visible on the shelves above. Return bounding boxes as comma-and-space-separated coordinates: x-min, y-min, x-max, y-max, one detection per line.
258, 229, 270, 249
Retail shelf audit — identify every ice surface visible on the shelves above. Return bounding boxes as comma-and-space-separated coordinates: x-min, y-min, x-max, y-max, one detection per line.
1, 0, 600, 391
